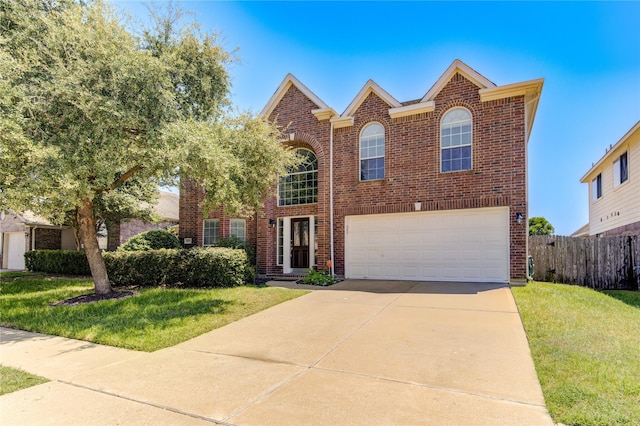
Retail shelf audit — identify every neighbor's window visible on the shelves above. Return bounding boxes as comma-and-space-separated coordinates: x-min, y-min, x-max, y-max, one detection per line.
203, 219, 220, 246
441, 107, 472, 173
613, 152, 628, 187
360, 122, 385, 181
592, 174, 602, 200
279, 149, 318, 206
230, 219, 246, 241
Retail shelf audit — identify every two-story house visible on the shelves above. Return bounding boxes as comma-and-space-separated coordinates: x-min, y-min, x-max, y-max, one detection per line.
579, 121, 640, 237
180, 60, 543, 284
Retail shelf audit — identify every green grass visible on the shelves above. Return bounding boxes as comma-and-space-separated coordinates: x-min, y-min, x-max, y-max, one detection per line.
0, 365, 48, 395
512, 282, 640, 426
0, 276, 308, 352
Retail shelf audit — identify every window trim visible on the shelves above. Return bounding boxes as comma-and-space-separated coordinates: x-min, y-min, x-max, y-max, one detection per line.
440, 107, 473, 173
613, 152, 629, 188
203, 219, 220, 246
229, 218, 246, 241
359, 122, 385, 182
592, 173, 602, 201
278, 148, 318, 206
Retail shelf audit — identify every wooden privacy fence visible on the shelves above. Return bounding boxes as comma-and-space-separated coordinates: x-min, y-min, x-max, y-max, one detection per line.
529, 235, 639, 290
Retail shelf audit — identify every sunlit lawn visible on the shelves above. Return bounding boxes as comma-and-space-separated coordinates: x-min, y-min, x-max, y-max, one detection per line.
512, 282, 640, 426
0, 275, 308, 352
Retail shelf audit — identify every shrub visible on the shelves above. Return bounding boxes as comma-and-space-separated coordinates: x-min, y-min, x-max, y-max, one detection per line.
106, 248, 255, 288
25, 248, 254, 288
119, 230, 181, 251
214, 236, 256, 264
300, 269, 340, 286
24, 250, 91, 275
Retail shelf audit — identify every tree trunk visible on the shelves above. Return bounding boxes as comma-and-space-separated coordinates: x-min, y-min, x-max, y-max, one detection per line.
77, 199, 112, 294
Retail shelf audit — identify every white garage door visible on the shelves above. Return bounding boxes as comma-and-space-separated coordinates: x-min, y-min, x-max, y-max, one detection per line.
345, 207, 509, 283
4, 232, 27, 270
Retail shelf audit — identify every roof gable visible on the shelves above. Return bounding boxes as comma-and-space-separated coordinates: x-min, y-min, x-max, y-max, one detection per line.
341, 79, 402, 117
259, 73, 337, 121
421, 59, 495, 102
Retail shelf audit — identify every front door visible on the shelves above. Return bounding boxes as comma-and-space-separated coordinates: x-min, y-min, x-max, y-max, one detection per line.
291, 218, 310, 269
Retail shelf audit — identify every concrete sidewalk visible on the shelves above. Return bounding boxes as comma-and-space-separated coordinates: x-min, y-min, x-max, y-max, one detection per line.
0, 280, 553, 425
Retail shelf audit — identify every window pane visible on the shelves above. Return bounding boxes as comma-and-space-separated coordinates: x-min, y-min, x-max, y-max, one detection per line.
620, 152, 628, 183
279, 149, 318, 206
203, 219, 219, 246
360, 123, 385, 181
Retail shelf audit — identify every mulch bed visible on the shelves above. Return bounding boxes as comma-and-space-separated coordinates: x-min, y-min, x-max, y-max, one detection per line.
52, 290, 137, 306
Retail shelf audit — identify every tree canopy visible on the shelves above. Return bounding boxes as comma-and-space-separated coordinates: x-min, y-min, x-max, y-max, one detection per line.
529, 217, 555, 236
0, 0, 297, 294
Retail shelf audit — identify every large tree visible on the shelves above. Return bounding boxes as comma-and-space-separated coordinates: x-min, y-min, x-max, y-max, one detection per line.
0, 0, 296, 294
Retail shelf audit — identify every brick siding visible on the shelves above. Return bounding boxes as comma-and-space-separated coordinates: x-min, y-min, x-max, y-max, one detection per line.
180, 70, 531, 281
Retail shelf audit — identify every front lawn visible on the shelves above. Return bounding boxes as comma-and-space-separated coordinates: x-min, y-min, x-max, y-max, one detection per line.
512, 282, 640, 426
0, 275, 308, 352
0, 365, 49, 396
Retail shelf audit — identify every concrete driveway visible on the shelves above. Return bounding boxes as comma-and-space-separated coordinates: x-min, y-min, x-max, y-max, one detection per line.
0, 280, 553, 425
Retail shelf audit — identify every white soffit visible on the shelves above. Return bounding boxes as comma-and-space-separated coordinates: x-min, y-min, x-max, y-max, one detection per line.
389, 101, 435, 119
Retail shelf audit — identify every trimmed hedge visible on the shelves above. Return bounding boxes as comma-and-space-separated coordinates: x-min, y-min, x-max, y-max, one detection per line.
119, 230, 181, 251
24, 248, 254, 288
25, 250, 91, 276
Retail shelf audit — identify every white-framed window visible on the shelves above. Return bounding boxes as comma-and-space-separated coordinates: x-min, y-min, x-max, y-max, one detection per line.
277, 218, 284, 265
592, 173, 602, 201
203, 219, 220, 246
441, 107, 472, 173
230, 219, 246, 241
278, 149, 318, 206
613, 152, 629, 187
360, 122, 385, 181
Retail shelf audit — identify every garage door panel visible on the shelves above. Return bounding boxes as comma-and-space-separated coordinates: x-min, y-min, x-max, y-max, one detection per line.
345, 207, 509, 283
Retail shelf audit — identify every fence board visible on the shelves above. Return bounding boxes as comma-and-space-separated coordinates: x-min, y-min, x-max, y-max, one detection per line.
529, 235, 639, 290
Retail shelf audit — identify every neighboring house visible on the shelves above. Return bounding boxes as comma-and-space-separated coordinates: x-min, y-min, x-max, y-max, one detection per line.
580, 121, 640, 237
0, 191, 179, 269
180, 60, 544, 284
106, 191, 179, 250
570, 223, 590, 238
0, 211, 76, 270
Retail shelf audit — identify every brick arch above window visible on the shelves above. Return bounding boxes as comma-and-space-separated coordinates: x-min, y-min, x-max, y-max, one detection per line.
285, 131, 326, 165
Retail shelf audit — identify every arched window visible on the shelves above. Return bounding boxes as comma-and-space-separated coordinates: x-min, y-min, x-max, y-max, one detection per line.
278, 148, 318, 206
441, 108, 472, 172
360, 122, 385, 181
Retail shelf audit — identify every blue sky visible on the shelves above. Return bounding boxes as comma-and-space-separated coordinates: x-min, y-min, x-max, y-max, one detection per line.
114, 1, 640, 236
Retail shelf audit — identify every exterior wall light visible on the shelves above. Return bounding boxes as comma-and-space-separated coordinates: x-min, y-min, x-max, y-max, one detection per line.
269, 218, 276, 228
516, 212, 524, 225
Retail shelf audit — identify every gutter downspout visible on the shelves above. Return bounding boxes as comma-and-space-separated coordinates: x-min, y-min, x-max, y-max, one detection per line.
329, 121, 335, 277
31, 226, 38, 250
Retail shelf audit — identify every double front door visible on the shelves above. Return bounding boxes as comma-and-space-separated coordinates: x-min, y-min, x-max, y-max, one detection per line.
291, 218, 310, 269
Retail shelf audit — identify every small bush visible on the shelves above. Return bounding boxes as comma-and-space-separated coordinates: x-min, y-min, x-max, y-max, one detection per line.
24, 250, 91, 275
299, 269, 340, 286
119, 230, 181, 251
214, 236, 256, 264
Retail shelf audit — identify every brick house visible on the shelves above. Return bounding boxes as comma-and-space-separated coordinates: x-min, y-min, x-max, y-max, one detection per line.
180, 60, 543, 284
